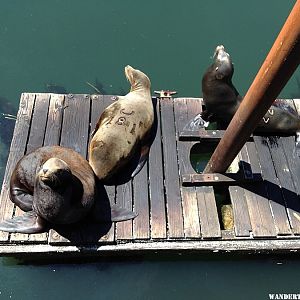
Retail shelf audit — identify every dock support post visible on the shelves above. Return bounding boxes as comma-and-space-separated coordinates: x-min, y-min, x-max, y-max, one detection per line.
204, 0, 300, 173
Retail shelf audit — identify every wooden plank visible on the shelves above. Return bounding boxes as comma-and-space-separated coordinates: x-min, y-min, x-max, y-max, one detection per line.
116, 183, 133, 240
196, 186, 221, 238
2, 238, 300, 256
11, 93, 51, 243
254, 135, 292, 235
90, 95, 115, 243
0, 93, 36, 241
26, 93, 51, 152
174, 98, 200, 238
160, 97, 184, 238
229, 185, 252, 237
241, 142, 277, 237
60, 94, 90, 157
179, 130, 225, 141
43, 94, 65, 146
49, 94, 91, 244
148, 98, 167, 239
174, 98, 197, 175
227, 152, 252, 237
90, 95, 131, 242
267, 135, 300, 234
133, 162, 150, 239
102, 99, 134, 241
182, 173, 262, 186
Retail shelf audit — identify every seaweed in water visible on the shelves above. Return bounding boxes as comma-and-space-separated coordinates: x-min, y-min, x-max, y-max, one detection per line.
0, 96, 17, 185
86, 78, 127, 95
45, 83, 68, 94
0, 96, 17, 145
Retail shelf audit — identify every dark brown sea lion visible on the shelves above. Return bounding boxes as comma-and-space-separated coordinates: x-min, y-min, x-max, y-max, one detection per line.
185, 45, 300, 142
89, 65, 154, 182
0, 146, 136, 233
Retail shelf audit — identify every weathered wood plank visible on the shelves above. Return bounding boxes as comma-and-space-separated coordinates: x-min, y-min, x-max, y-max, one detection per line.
229, 185, 252, 237
133, 162, 150, 239
148, 99, 167, 239
241, 142, 277, 237
254, 135, 292, 235
267, 136, 300, 234
196, 186, 221, 238
174, 98, 200, 238
49, 94, 91, 244
26, 93, 51, 152
116, 183, 133, 240
11, 93, 51, 243
101, 93, 134, 240
160, 97, 184, 238
43, 94, 65, 146
90, 95, 115, 243
182, 173, 262, 186
91, 95, 132, 242
0, 93, 36, 242
60, 94, 90, 157
2, 239, 300, 256
29, 94, 65, 242
179, 130, 225, 141
174, 98, 197, 175
227, 152, 252, 237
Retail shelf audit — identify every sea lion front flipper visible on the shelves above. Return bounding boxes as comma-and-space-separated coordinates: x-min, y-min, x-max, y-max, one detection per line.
0, 211, 47, 233
10, 187, 33, 212
131, 145, 150, 178
110, 204, 138, 222
183, 113, 210, 131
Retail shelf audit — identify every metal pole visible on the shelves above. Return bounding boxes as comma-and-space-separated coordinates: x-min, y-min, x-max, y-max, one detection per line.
204, 0, 300, 173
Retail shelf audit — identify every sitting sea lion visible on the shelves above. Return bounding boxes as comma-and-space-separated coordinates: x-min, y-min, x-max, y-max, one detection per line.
185, 45, 300, 143
89, 65, 154, 182
0, 146, 136, 233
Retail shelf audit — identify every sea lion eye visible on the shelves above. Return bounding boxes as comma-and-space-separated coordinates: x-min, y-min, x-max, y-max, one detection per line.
215, 67, 219, 71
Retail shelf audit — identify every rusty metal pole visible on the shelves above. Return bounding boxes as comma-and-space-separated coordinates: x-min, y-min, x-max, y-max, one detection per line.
204, 0, 300, 173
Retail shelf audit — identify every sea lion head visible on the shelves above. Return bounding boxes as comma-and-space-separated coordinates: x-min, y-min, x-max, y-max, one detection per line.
212, 45, 233, 80
37, 158, 72, 190
35, 157, 86, 224
125, 65, 151, 91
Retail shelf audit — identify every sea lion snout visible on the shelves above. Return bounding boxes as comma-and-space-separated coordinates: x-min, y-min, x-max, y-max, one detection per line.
212, 45, 233, 80
213, 45, 229, 60
124, 65, 151, 90
38, 158, 72, 188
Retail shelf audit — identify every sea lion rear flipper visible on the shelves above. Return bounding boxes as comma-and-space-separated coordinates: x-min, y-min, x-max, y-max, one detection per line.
110, 204, 138, 222
0, 211, 47, 233
131, 145, 150, 178
183, 113, 210, 131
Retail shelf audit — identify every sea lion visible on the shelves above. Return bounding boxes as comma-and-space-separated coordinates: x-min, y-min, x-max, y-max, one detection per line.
185, 45, 300, 141
89, 65, 154, 182
0, 146, 136, 233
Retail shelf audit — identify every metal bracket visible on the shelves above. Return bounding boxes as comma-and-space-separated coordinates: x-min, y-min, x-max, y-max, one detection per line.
182, 173, 262, 186
154, 90, 177, 98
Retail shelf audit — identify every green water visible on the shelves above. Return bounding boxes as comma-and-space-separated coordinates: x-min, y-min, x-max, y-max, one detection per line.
0, 1, 300, 299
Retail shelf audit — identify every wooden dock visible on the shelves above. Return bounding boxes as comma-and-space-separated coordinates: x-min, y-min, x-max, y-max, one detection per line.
0, 92, 300, 256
